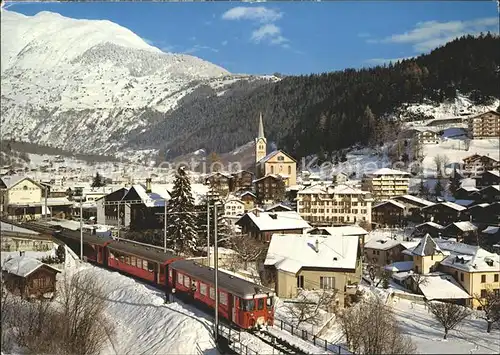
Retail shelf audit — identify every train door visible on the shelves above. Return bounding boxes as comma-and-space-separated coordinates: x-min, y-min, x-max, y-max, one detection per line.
231, 295, 239, 325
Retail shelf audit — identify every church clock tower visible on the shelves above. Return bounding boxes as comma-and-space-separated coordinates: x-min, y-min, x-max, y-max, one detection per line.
255, 112, 267, 163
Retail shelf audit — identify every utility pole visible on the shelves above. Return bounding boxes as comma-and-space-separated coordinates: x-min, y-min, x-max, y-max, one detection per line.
117, 200, 121, 241
44, 184, 48, 221
163, 199, 168, 253
206, 200, 210, 266
213, 203, 219, 344
80, 198, 83, 261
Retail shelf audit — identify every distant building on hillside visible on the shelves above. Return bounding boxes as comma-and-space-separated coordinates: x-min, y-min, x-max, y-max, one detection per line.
468, 110, 500, 139
361, 168, 411, 200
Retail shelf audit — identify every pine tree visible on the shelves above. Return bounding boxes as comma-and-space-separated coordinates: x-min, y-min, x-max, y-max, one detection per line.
197, 187, 232, 249
91, 172, 105, 188
418, 178, 430, 199
434, 179, 444, 198
448, 169, 461, 197
167, 166, 198, 254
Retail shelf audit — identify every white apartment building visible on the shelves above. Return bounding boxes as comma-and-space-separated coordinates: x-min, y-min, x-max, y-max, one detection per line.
296, 183, 373, 226
361, 168, 411, 201
468, 110, 500, 139
224, 198, 245, 217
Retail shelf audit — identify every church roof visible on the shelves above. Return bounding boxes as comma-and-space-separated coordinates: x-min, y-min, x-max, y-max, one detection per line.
257, 150, 296, 164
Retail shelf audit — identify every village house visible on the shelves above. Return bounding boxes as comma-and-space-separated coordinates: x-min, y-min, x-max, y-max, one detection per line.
477, 185, 500, 204
409, 127, 440, 145
391, 194, 435, 221
309, 225, 369, 254
468, 110, 500, 139
462, 154, 499, 175
238, 190, 257, 212
223, 197, 245, 217
205, 172, 232, 196
412, 221, 445, 238
372, 200, 406, 228
230, 170, 254, 192
403, 234, 447, 274
454, 186, 480, 200
364, 237, 407, 266
2, 254, 61, 299
296, 183, 373, 227
96, 187, 129, 227
254, 113, 297, 186
467, 203, 493, 224
477, 170, 500, 188
265, 203, 292, 212
442, 221, 478, 244
421, 201, 468, 225
361, 168, 411, 200
263, 233, 361, 307
253, 174, 286, 205
235, 210, 311, 242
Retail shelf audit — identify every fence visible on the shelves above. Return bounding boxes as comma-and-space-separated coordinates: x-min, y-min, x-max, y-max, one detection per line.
216, 323, 260, 355
274, 318, 352, 354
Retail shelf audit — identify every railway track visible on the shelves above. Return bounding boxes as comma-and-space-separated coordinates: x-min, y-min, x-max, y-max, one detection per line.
251, 328, 311, 355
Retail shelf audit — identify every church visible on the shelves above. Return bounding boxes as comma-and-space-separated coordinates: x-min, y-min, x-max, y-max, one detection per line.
254, 113, 297, 186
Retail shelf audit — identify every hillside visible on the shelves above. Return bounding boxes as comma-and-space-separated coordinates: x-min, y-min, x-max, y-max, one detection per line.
0, 10, 277, 154
129, 34, 500, 160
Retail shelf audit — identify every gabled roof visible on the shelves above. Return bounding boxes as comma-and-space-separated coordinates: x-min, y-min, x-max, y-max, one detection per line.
485, 170, 500, 178
411, 234, 443, 256
253, 174, 283, 183
367, 168, 411, 176
236, 211, 311, 232
0, 175, 43, 190
482, 226, 500, 235
264, 234, 359, 274
423, 201, 466, 212
258, 150, 297, 164
364, 237, 402, 250
123, 184, 170, 207
445, 221, 477, 232
265, 203, 292, 212
416, 273, 471, 300
2, 256, 61, 278
415, 221, 444, 230
456, 186, 479, 192
239, 190, 257, 198
373, 200, 406, 210
439, 246, 500, 273
392, 194, 435, 207
310, 225, 368, 237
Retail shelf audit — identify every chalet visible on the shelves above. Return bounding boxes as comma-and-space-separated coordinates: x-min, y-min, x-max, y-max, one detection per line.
421, 202, 467, 225
235, 210, 311, 242
253, 174, 286, 205
454, 186, 479, 200
332, 172, 349, 185
230, 170, 254, 192
414, 128, 440, 145
364, 237, 407, 266
205, 172, 232, 195
308, 225, 369, 254
2, 254, 61, 299
468, 110, 500, 139
426, 117, 464, 129
481, 226, 500, 246
442, 221, 478, 244
412, 221, 444, 238
265, 203, 292, 212
264, 233, 361, 306
238, 191, 257, 212
224, 198, 245, 217
372, 200, 406, 228
391, 194, 435, 220
467, 203, 492, 223
477, 170, 500, 188
462, 154, 499, 175
96, 187, 129, 226
478, 185, 500, 204
121, 179, 170, 230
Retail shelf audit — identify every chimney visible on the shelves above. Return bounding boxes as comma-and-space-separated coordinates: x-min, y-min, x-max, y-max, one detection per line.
254, 209, 260, 217
315, 239, 319, 253
145, 178, 152, 193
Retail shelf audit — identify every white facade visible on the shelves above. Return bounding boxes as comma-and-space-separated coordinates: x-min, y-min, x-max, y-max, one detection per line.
5, 178, 43, 206
224, 199, 245, 217
361, 168, 410, 200
296, 184, 373, 225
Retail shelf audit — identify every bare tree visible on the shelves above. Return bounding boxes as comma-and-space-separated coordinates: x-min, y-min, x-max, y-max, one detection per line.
285, 289, 336, 327
336, 297, 416, 354
473, 290, 500, 333
230, 234, 268, 270
426, 301, 470, 339
433, 154, 450, 177
366, 263, 386, 287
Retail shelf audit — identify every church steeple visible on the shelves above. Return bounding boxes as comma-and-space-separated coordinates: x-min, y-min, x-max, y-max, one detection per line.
255, 112, 267, 163
258, 112, 265, 139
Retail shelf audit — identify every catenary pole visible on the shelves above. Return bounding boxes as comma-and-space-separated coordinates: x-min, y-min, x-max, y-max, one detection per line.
80, 199, 83, 261
214, 203, 219, 343
207, 200, 210, 266
164, 199, 168, 253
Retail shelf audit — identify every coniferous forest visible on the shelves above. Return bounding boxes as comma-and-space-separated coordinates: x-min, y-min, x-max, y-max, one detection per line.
128, 34, 500, 160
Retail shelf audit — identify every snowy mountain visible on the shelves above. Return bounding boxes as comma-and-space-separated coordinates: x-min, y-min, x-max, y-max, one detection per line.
0, 10, 257, 154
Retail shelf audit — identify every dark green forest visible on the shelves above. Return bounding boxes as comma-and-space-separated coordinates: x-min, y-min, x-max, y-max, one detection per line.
128, 34, 499, 160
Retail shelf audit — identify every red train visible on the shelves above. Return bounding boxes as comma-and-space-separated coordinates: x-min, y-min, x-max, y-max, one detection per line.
48, 225, 274, 330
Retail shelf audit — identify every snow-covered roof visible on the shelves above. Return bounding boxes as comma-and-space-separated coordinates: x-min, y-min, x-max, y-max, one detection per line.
1, 221, 39, 235
2, 256, 61, 278
486, 170, 500, 177
367, 168, 411, 176
458, 186, 479, 192
125, 184, 170, 207
264, 234, 359, 274
416, 222, 444, 230
451, 199, 475, 207
373, 200, 406, 210
257, 150, 296, 164
384, 261, 414, 272
445, 221, 477, 232
297, 183, 371, 196
482, 226, 500, 235
239, 211, 311, 232
416, 273, 471, 300
312, 225, 368, 237
424, 201, 467, 211
1, 175, 42, 189
439, 244, 500, 273
364, 237, 401, 251
393, 195, 435, 207
410, 234, 443, 256
265, 203, 292, 211
239, 191, 257, 198
460, 178, 477, 188
400, 240, 420, 250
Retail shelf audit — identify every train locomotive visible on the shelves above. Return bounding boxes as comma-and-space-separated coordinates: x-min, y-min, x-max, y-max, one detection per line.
47, 224, 274, 330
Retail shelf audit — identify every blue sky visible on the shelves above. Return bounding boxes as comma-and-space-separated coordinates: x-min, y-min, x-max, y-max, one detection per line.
6, 1, 499, 75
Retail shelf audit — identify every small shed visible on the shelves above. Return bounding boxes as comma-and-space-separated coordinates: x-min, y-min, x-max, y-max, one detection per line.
2, 254, 61, 299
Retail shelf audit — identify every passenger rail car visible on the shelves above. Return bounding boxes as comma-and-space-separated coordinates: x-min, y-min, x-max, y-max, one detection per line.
170, 260, 275, 329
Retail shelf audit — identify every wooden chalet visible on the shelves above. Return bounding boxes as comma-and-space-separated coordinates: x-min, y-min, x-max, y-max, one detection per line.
253, 174, 286, 205
421, 202, 468, 225
2, 254, 61, 299
96, 187, 129, 227
454, 186, 480, 201
372, 200, 406, 228
205, 172, 232, 195
238, 191, 257, 212
391, 194, 434, 222
467, 203, 493, 224
412, 222, 444, 238
463, 154, 499, 175
442, 221, 478, 244
477, 170, 500, 188
230, 170, 254, 192
478, 185, 500, 204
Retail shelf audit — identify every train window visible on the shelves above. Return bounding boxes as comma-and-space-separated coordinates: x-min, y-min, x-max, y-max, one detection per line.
241, 299, 255, 312
257, 298, 264, 310
136, 258, 142, 268
209, 287, 215, 300
200, 283, 207, 296
219, 292, 228, 306
131, 256, 136, 266
125, 256, 130, 264
169, 269, 173, 278
120, 256, 124, 263
143, 260, 148, 270
266, 297, 274, 308
177, 273, 183, 284
147, 262, 154, 272
183, 276, 190, 287
109, 252, 115, 259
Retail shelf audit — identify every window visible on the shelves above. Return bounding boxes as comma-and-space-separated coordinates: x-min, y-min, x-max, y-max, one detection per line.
219, 292, 228, 306
320, 276, 335, 290
271, 166, 274, 174
480, 289, 488, 298
177, 273, 184, 285
241, 299, 255, 311
278, 156, 284, 161
130, 256, 136, 266
184, 276, 190, 287
209, 287, 215, 300
147, 262, 154, 272
143, 260, 148, 270
169, 269, 173, 278
136, 258, 142, 268
481, 275, 486, 283
200, 283, 207, 296
257, 298, 264, 310
288, 166, 291, 175
296, 275, 304, 288
266, 297, 274, 308
460, 273, 464, 282
495, 274, 499, 282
